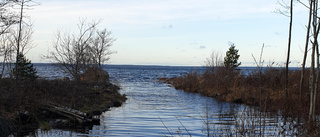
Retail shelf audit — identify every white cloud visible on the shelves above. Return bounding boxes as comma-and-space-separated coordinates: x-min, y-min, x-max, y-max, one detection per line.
30, 0, 279, 26
26, 0, 300, 66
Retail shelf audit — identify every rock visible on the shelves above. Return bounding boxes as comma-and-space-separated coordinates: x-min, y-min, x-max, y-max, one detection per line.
80, 67, 109, 83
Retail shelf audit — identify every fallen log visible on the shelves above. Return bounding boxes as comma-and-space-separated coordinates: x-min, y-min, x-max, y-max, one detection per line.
39, 104, 98, 124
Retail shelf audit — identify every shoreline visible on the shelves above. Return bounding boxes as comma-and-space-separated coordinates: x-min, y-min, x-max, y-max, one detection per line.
0, 78, 127, 136
160, 67, 320, 134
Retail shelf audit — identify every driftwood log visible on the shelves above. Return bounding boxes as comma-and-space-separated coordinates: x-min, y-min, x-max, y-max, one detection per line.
40, 103, 98, 124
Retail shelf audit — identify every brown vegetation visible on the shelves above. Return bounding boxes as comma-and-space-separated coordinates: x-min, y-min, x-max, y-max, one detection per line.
80, 67, 110, 83
162, 67, 320, 135
0, 78, 126, 136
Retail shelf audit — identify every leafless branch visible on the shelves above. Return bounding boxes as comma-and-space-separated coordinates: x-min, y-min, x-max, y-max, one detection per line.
43, 20, 116, 81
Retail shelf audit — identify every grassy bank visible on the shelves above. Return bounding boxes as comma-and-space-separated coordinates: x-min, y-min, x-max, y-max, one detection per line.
162, 67, 320, 135
0, 78, 126, 136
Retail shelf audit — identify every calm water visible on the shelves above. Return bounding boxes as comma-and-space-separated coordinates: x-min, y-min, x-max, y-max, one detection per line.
21, 64, 296, 136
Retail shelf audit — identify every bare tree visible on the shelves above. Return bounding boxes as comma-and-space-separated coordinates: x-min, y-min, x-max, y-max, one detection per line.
46, 19, 115, 82
205, 50, 223, 68
89, 29, 115, 69
295, 0, 320, 123
309, 0, 320, 123
50, 20, 97, 81
0, 1, 18, 78
0, 0, 35, 79
281, 0, 320, 124
13, 0, 37, 81
276, 0, 294, 98
299, 0, 313, 101
297, 0, 320, 123
0, 0, 20, 36
275, 0, 294, 97
284, 0, 293, 98
0, 31, 15, 78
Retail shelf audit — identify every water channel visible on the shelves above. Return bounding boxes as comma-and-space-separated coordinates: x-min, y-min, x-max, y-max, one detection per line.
27, 65, 295, 136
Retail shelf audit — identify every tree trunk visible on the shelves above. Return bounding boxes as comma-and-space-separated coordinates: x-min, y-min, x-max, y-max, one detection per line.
309, 42, 315, 122
314, 41, 319, 121
300, 0, 313, 101
15, 0, 25, 82
309, 0, 318, 122
285, 0, 293, 98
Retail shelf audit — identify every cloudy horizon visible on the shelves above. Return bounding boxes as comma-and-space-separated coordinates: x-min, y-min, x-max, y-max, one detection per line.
21, 0, 310, 66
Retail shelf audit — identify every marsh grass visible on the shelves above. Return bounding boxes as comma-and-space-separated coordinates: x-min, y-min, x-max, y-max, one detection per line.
164, 66, 320, 136
168, 67, 317, 112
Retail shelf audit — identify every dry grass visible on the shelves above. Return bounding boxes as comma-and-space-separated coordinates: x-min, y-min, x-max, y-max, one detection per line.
165, 66, 320, 135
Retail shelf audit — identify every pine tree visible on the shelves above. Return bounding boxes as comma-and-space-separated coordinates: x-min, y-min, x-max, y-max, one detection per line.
224, 44, 241, 69
12, 53, 37, 80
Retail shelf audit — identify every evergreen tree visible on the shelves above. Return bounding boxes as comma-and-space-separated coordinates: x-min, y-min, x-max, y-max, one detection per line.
224, 44, 241, 69
12, 53, 37, 80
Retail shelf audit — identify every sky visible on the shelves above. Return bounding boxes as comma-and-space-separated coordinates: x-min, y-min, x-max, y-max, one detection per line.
24, 0, 310, 66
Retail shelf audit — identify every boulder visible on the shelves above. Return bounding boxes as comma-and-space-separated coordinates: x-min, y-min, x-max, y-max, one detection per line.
80, 67, 109, 83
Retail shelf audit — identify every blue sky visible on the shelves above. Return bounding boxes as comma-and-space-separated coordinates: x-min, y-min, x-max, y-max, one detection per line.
26, 0, 310, 66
